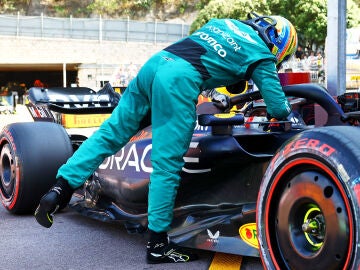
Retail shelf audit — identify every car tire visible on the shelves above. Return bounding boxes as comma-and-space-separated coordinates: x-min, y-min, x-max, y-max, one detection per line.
257, 126, 360, 269
0, 122, 73, 214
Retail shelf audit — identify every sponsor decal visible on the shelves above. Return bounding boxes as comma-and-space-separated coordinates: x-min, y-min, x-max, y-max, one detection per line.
214, 112, 236, 118
337, 163, 350, 183
46, 93, 110, 104
239, 223, 258, 249
62, 114, 110, 128
207, 229, 220, 244
194, 120, 209, 131
99, 143, 153, 173
1, 129, 16, 151
129, 130, 151, 142
193, 31, 227, 57
282, 138, 336, 157
352, 179, 360, 206
244, 116, 267, 129
0, 129, 20, 209
208, 23, 242, 51
161, 56, 174, 62
224, 19, 256, 45
269, 138, 336, 173
26, 104, 54, 121
99, 141, 207, 174
351, 75, 360, 81
183, 142, 211, 173
194, 21, 249, 56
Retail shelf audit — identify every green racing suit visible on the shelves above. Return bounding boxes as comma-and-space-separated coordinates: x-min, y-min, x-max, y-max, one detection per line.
57, 18, 291, 233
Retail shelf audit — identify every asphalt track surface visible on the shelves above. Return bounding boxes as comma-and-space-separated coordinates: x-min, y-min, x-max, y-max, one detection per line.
0, 205, 210, 270
0, 106, 264, 270
0, 205, 266, 270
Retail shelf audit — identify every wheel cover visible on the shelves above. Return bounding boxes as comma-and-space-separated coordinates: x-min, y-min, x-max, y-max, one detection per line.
264, 158, 354, 269
0, 143, 17, 201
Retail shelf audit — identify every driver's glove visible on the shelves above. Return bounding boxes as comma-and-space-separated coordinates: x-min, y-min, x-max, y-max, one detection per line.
212, 94, 230, 109
34, 177, 74, 228
201, 88, 230, 110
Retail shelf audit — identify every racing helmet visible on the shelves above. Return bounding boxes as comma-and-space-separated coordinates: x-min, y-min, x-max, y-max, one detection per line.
243, 12, 298, 66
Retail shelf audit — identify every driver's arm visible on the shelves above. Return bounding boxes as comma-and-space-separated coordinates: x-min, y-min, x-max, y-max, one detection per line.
250, 59, 291, 119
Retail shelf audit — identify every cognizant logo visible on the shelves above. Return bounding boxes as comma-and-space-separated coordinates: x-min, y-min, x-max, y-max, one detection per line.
207, 24, 241, 52
192, 31, 227, 57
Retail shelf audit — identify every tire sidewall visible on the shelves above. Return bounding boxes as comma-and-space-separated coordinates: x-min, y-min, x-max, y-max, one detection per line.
257, 126, 360, 270
0, 129, 20, 211
0, 122, 73, 214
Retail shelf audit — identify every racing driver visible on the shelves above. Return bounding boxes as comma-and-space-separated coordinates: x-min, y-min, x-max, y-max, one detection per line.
35, 13, 297, 264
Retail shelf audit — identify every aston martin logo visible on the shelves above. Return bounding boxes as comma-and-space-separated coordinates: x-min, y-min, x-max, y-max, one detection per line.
207, 229, 220, 243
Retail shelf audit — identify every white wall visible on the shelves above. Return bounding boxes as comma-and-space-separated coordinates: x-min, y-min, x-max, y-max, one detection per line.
0, 36, 170, 89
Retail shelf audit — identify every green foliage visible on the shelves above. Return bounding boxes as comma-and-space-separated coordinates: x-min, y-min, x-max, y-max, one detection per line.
0, 0, 28, 13
354, 0, 360, 6
268, 0, 360, 48
135, 0, 153, 9
294, 0, 327, 48
189, 0, 270, 33
347, 0, 360, 28
267, 0, 328, 48
191, 0, 360, 50
53, 5, 66, 17
86, 0, 121, 16
0, 0, 15, 11
194, 0, 211, 10
1, 0, 360, 50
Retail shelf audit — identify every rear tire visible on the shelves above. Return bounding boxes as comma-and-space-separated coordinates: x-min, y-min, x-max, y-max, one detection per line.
257, 126, 360, 269
0, 122, 73, 214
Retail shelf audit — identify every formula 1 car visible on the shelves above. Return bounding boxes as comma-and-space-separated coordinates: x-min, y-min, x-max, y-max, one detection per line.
1, 82, 360, 269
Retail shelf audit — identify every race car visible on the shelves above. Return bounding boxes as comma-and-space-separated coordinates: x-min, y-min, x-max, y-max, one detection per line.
1, 82, 360, 269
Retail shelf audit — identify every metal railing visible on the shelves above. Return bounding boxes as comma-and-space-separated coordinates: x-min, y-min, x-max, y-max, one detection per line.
0, 13, 190, 43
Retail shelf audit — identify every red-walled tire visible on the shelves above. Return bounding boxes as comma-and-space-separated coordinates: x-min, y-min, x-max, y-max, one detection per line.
0, 122, 73, 214
257, 126, 360, 270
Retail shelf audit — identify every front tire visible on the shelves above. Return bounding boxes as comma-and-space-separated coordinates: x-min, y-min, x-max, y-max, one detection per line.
0, 122, 73, 214
257, 126, 360, 269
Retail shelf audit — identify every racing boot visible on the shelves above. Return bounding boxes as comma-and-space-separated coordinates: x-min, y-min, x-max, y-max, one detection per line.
34, 177, 74, 228
146, 230, 198, 264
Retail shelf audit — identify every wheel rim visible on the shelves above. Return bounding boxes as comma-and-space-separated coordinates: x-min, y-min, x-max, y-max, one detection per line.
264, 158, 353, 269
0, 143, 16, 200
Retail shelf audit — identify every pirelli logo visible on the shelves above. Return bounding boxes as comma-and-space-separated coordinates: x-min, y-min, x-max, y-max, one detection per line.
62, 114, 110, 128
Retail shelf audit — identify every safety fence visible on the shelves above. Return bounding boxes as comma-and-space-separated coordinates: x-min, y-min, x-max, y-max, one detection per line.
0, 14, 190, 43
